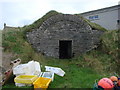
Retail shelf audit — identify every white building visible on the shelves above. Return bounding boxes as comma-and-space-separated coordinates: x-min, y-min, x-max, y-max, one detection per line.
81, 5, 120, 30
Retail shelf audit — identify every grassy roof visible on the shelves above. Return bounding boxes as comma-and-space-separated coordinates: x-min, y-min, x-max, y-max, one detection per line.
85, 19, 107, 31
23, 10, 59, 32
23, 10, 107, 33
75, 14, 107, 31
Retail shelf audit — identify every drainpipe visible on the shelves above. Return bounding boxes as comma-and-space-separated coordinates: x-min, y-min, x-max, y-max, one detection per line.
118, 1, 120, 60
118, 2, 120, 29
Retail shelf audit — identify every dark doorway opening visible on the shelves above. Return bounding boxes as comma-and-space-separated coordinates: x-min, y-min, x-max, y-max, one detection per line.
59, 40, 72, 59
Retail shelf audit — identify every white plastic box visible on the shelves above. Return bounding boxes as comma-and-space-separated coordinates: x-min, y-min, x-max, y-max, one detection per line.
45, 66, 65, 77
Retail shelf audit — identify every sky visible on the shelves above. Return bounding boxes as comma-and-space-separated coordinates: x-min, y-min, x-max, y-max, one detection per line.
0, 0, 119, 30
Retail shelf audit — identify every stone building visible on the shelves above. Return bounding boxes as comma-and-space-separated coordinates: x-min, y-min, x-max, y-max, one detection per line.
3, 23, 19, 30
27, 13, 104, 59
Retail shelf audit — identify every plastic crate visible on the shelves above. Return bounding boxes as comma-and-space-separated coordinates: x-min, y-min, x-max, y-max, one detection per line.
14, 75, 38, 84
42, 72, 54, 81
33, 77, 52, 89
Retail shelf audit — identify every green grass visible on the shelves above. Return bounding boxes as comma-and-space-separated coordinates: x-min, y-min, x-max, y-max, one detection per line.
100, 30, 120, 73
100, 30, 119, 54
2, 28, 44, 63
49, 64, 103, 88
85, 19, 107, 31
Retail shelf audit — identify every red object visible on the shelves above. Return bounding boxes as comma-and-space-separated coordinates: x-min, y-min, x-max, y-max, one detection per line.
118, 79, 120, 86
98, 78, 114, 90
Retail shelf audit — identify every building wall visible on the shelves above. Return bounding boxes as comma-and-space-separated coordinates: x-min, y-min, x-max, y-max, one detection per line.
81, 5, 119, 30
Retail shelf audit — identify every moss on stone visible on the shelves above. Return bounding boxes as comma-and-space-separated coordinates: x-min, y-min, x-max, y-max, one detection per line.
23, 10, 107, 33
85, 19, 107, 31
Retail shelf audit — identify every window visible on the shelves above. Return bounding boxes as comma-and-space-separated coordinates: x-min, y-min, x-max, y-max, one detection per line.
117, 20, 120, 24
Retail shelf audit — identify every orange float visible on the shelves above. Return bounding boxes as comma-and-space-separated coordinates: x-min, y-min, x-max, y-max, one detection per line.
110, 76, 118, 82
98, 78, 114, 90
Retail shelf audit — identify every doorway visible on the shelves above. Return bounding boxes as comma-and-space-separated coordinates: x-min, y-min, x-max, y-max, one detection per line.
59, 40, 72, 59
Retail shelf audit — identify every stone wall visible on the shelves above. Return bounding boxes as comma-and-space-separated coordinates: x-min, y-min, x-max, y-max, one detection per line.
26, 14, 104, 58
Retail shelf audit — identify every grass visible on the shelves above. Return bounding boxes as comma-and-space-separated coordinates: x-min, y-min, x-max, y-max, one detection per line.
101, 30, 119, 52
50, 67, 103, 88
85, 19, 107, 31
2, 28, 44, 63
100, 30, 120, 73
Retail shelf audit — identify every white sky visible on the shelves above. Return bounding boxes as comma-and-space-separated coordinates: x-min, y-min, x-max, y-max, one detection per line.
0, 0, 119, 29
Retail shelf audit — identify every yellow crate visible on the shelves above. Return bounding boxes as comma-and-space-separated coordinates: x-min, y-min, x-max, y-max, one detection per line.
14, 75, 38, 84
33, 77, 52, 89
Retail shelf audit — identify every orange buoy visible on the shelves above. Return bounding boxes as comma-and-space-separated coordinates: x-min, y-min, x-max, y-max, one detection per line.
110, 76, 118, 82
98, 78, 114, 90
